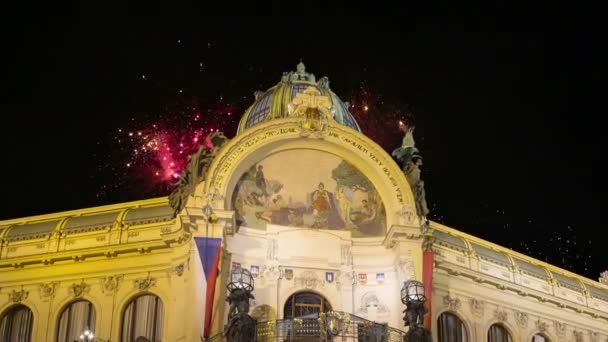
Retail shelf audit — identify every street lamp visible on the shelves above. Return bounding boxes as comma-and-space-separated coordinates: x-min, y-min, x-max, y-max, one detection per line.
79, 329, 109, 342
223, 267, 256, 342
401, 280, 432, 342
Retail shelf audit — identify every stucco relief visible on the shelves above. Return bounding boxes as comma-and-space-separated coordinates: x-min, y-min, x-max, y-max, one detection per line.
443, 294, 461, 311
554, 321, 567, 337
39, 282, 57, 299
101, 275, 123, 293
68, 281, 90, 298
573, 330, 583, 342
134, 275, 156, 291
469, 298, 484, 318
8, 289, 28, 303
340, 244, 352, 266
294, 271, 323, 290
396, 257, 415, 280
355, 292, 390, 323
514, 310, 529, 329
494, 308, 508, 322
267, 239, 278, 260
535, 319, 549, 333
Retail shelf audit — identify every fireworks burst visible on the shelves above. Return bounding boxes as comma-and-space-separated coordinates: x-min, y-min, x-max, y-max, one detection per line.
95, 98, 239, 201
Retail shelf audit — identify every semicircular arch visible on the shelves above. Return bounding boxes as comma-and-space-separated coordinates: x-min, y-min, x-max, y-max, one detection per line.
434, 309, 472, 342
199, 119, 418, 230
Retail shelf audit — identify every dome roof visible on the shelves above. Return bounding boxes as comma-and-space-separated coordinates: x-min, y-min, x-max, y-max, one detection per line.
237, 62, 361, 134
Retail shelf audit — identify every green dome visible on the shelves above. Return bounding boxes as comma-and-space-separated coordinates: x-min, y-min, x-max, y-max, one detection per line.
237, 62, 361, 134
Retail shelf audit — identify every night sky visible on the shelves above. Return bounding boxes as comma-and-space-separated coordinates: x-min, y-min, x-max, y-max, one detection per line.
2, 16, 605, 280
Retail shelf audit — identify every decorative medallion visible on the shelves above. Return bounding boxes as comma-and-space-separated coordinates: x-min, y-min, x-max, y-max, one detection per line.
288, 86, 332, 137
284, 269, 294, 280
554, 321, 566, 337
358, 273, 368, 285
376, 273, 385, 283
8, 289, 28, 303
68, 281, 90, 298
326, 272, 334, 283
494, 308, 508, 322
250, 265, 260, 278
134, 275, 156, 291
174, 263, 185, 277
443, 294, 461, 311
397, 206, 417, 225
535, 319, 548, 332
295, 271, 323, 289
469, 299, 484, 318
39, 282, 57, 299
514, 310, 528, 329
102, 275, 123, 293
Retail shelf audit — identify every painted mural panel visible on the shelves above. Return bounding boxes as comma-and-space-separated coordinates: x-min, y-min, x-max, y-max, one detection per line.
232, 150, 386, 236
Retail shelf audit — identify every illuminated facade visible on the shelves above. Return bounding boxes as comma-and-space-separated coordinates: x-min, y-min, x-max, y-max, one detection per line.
1, 63, 607, 342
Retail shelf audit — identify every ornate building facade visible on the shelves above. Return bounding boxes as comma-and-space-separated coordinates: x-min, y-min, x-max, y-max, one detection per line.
1, 63, 607, 341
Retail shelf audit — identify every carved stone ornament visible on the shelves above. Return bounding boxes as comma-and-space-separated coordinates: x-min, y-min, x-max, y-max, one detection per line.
397, 206, 417, 226
174, 263, 185, 276
295, 271, 323, 290
288, 86, 332, 137
39, 282, 57, 299
340, 245, 352, 266
494, 308, 508, 322
600, 270, 608, 285
514, 310, 528, 329
469, 299, 484, 318
443, 294, 461, 311
68, 281, 90, 298
573, 330, 583, 342
134, 276, 156, 291
535, 319, 548, 332
101, 275, 123, 293
554, 321, 567, 337
8, 289, 29, 303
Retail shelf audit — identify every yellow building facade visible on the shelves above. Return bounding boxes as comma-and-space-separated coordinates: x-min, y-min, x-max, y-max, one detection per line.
1, 63, 607, 342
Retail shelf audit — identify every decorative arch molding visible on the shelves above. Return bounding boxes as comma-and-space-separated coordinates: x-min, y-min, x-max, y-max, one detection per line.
0, 297, 39, 324
111, 288, 170, 342
434, 309, 473, 342
194, 119, 418, 229
281, 289, 333, 319
485, 319, 519, 341
0, 302, 36, 342
48, 294, 102, 341
526, 330, 557, 342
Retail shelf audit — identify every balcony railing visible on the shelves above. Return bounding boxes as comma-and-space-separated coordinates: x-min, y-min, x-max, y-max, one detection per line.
207, 311, 406, 341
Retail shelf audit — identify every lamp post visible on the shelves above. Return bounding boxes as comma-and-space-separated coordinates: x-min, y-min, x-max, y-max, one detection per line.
79, 329, 109, 342
401, 280, 432, 342
223, 267, 256, 342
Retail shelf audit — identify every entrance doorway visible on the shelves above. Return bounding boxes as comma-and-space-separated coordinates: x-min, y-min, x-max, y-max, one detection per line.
283, 292, 332, 319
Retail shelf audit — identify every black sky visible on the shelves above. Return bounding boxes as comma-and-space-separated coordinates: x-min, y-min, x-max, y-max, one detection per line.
1, 15, 605, 279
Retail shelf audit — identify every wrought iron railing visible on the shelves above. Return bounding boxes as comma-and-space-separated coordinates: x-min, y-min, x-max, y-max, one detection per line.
207, 311, 406, 341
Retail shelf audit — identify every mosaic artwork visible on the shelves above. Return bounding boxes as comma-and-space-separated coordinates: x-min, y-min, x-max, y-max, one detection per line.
232, 150, 386, 236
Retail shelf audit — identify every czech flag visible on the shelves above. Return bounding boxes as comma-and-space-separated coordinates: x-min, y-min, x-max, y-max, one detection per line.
195, 237, 222, 338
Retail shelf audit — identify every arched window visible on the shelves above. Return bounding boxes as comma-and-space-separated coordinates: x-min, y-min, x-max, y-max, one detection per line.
283, 292, 332, 319
488, 324, 512, 342
121, 294, 164, 342
437, 312, 467, 342
56, 300, 96, 342
532, 334, 549, 342
0, 305, 33, 342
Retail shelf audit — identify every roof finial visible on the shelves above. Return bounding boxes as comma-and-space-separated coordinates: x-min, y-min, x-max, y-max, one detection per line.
297, 60, 306, 73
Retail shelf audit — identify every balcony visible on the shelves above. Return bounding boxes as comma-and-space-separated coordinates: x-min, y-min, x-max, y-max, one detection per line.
207, 311, 406, 341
